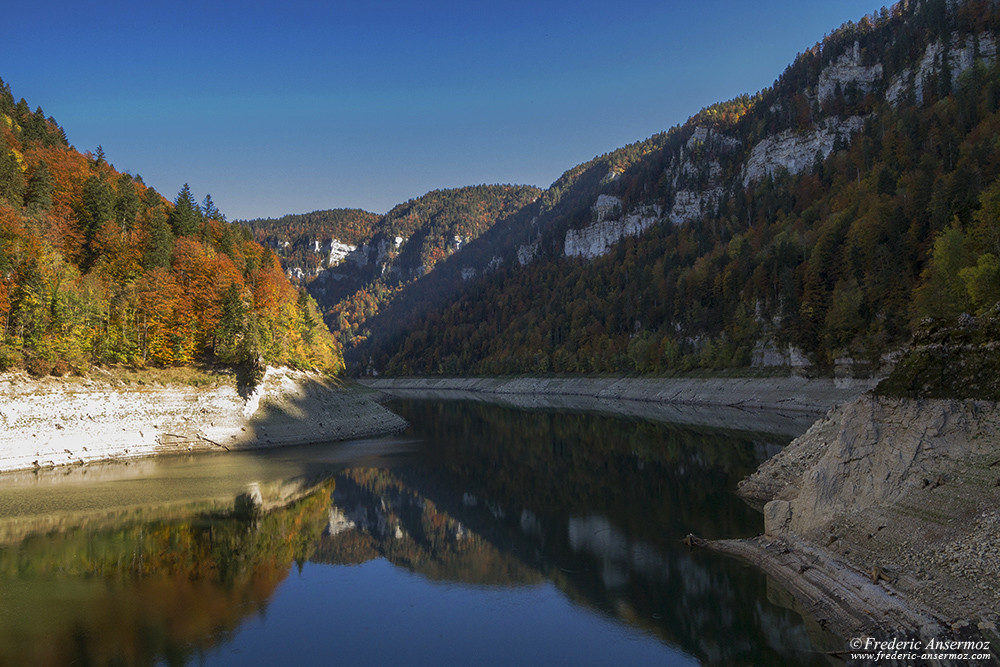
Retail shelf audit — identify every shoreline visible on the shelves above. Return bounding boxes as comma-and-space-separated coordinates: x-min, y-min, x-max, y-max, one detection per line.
0, 367, 407, 474
734, 394, 1000, 650
361, 375, 878, 416
367, 375, 1000, 651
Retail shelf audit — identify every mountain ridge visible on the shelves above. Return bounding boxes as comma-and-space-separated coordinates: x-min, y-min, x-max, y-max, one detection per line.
330, 0, 1000, 377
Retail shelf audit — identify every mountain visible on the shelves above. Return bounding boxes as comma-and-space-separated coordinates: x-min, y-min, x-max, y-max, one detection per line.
0, 81, 339, 377
244, 208, 381, 281
340, 0, 1000, 377
248, 184, 541, 351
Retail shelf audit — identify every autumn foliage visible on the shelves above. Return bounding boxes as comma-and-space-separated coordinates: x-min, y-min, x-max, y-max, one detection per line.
0, 77, 341, 374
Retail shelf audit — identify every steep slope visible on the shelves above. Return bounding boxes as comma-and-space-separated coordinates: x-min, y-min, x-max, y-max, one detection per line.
353, 0, 1000, 377
0, 78, 339, 376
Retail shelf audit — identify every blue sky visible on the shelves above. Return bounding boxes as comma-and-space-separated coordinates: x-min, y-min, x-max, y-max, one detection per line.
4, 1, 881, 220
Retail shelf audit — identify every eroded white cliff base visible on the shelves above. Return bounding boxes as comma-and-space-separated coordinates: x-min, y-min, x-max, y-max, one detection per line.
0, 367, 407, 474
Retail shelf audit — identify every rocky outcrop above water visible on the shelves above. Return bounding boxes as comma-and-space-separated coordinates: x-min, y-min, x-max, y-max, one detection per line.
0, 368, 407, 474
737, 393, 1000, 637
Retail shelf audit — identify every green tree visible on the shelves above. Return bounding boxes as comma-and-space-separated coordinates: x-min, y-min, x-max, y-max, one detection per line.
114, 174, 140, 232
0, 132, 25, 206
169, 183, 202, 236
202, 193, 224, 221
24, 161, 53, 213
913, 224, 973, 320
143, 206, 174, 269
959, 253, 1000, 312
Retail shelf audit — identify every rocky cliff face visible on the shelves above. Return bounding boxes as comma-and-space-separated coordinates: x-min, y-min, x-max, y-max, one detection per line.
817, 40, 883, 104
563, 196, 662, 259
886, 31, 997, 105
739, 393, 1000, 629
742, 116, 867, 186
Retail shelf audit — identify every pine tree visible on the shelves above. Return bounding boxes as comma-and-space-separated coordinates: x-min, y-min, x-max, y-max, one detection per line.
202, 193, 224, 221
80, 176, 115, 243
0, 132, 25, 206
169, 183, 201, 236
143, 206, 174, 269
114, 173, 140, 232
23, 161, 53, 213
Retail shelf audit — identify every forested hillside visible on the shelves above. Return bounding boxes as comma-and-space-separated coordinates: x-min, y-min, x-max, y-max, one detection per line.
0, 79, 339, 376
244, 209, 380, 279
249, 185, 541, 352
350, 0, 1000, 377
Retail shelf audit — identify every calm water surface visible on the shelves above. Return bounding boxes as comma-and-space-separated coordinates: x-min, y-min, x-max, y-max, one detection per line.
0, 399, 837, 665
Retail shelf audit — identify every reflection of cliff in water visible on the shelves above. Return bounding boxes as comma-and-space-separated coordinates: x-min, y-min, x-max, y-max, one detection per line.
314, 400, 830, 665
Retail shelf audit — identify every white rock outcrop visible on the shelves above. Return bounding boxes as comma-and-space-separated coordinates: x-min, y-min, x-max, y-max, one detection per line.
886, 31, 997, 106
326, 239, 357, 266
817, 41, 883, 104
516, 241, 539, 266
668, 188, 724, 226
0, 368, 407, 473
564, 203, 661, 259
743, 116, 866, 186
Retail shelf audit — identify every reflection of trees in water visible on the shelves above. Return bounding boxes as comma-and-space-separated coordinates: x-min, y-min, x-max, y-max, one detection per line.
0, 479, 335, 666
0, 402, 827, 666
389, 399, 777, 540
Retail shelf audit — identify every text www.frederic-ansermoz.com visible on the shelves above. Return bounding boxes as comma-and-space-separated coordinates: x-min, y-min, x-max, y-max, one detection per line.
849, 637, 994, 663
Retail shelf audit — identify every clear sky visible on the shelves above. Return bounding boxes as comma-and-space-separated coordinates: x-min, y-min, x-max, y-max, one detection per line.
3, 1, 882, 220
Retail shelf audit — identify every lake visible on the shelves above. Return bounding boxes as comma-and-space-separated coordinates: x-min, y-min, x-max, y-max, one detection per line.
0, 398, 838, 665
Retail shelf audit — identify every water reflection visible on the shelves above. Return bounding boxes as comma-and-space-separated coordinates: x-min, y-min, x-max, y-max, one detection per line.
0, 399, 833, 665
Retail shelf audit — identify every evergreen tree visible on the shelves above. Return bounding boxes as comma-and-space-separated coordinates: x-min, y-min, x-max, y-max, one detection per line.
24, 161, 53, 213
114, 173, 140, 232
143, 206, 174, 269
0, 132, 25, 206
169, 183, 202, 236
202, 193, 224, 221
80, 176, 115, 239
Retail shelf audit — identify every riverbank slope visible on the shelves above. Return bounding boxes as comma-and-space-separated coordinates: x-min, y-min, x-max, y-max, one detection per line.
0, 367, 407, 474
734, 394, 1000, 643
361, 376, 878, 437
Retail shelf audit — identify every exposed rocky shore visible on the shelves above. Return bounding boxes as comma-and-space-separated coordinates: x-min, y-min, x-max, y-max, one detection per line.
360, 376, 877, 412
732, 393, 1000, 649
363, 375, 882, 437
0, 367, 407, 474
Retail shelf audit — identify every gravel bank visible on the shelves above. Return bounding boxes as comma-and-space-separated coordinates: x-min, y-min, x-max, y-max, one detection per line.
0, 367, 407, 474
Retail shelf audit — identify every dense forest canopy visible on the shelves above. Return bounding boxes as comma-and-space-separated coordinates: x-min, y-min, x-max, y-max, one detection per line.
0, 77, 340, 376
